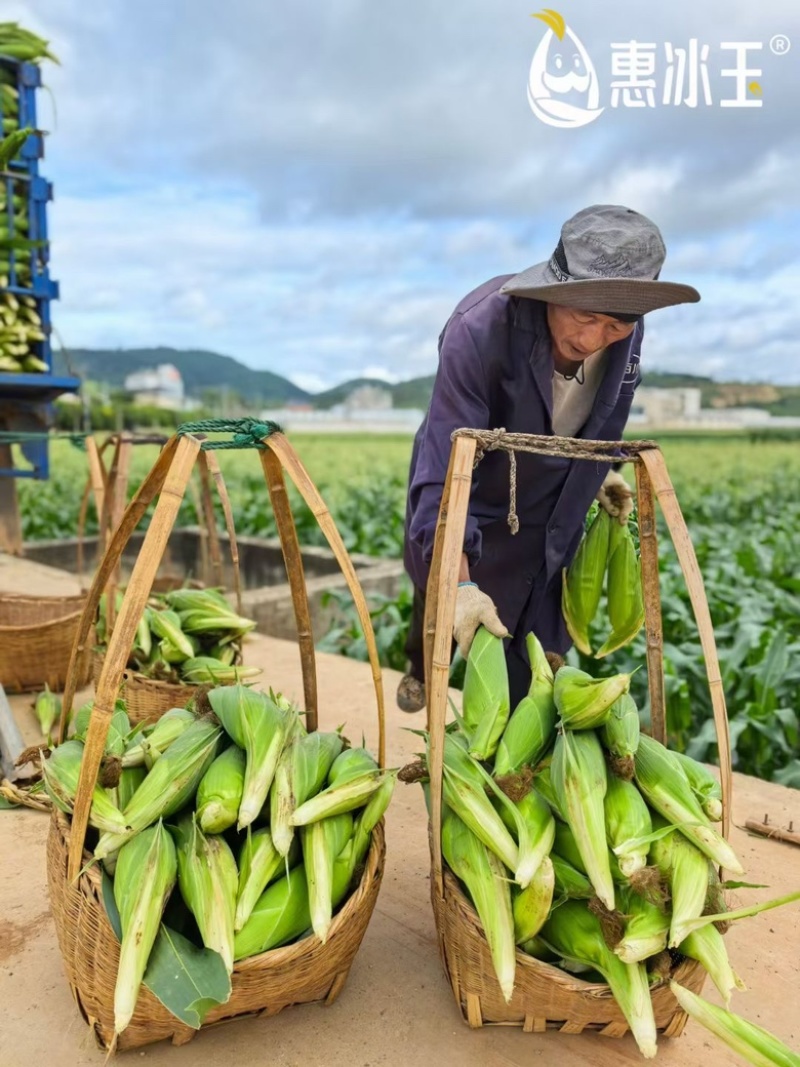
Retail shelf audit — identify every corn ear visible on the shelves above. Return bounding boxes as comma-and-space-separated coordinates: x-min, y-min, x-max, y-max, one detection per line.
235, 830, 300, 933
513, 855, 554, 944
181, 657, 262, 684
552, 853, 593, 899
327, 746, 379, 786
670, 749, 723, 822
494, 632, 556, 776
595, 522, 644, 658
562, 508, 612, 656
148, 608, 195, 660
121, 707, 195, 768
233, 864, 311, 961
196, 745, 246, 833
462, 627, 510, 761
635, 735, 742, 874
614, 887, 670, 964
678, 925, 745, 1006
302, 812, 354, 943
33, 684, 60, 744
114, 766, 147, 812
291, 769, 391, 826
605, 774, 652, 877
532, 757, 568, 822
270, 730, 344, 856
649, 818, 710, 947
174, 814, 238, 973
670, 982, 800, 1067
442, 809, 516, 1003
552, 729, 615, 910
41, 740, 128, 835
113, 822, 177, 1035
554, 666, 632, 730
498, 787, 556, 885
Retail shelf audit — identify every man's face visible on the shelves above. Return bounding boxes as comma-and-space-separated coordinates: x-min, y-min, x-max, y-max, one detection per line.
546, 304, 636, 370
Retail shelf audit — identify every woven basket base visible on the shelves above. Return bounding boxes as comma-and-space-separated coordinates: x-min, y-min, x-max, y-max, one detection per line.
432, 868, 706, 1037
47, 809, 386, 1051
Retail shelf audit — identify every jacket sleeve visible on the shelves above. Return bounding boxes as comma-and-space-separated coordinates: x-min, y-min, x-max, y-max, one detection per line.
407, 312, 489, 569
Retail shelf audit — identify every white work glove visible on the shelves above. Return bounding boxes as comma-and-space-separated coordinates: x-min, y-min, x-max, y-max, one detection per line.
453, 583, 509, 659
596, 469, 634, 525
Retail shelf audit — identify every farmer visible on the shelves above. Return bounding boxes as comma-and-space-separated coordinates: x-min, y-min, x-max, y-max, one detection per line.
398, 204, 700, 712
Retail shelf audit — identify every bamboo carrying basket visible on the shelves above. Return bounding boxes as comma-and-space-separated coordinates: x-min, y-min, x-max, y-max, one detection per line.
0, 592, 91, 693
85, 434, 248, 725
48, 422, 388, 1052
423, 430, 734, 1040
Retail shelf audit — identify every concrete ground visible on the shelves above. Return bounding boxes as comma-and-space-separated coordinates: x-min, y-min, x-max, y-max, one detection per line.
1, 621, 799, 1064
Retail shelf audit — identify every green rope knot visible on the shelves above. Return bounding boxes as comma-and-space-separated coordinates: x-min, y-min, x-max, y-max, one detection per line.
176, 417, 283, 450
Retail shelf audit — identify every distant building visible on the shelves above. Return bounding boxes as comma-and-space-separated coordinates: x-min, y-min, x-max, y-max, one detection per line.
343, 385, 392, 411
124, 364, 185, 409
629, 387, 702, 425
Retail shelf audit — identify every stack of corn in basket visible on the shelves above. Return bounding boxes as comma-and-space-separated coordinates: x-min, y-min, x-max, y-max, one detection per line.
45, 422, 390, 1051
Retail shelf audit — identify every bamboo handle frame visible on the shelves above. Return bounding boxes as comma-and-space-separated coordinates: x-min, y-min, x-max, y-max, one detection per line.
59, 430, 386, 881
424, 435, 734, 895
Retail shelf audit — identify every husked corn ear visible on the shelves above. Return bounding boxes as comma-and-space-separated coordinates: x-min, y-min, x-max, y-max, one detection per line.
174, 814, 238, 973
463, 627, 510, 762
596, 521, 645, 658
513, 855, 555, 944
196, 745, 246, 834
635, 735, 742, 874
234, 864, 311, 961
302, 812, 354, 943
494, 632, 556, 776
613, 887, 669, 964
208, 685, 291, 830
41, 740, 128, 835
605, 774, 652, 877
600, 694, 640, 780
94, 718, 221, 859
554, 665, 632, 730
670, 749, 723, 821
270, 730, 344, 857
33, 684, 60, 743
113, 822, 177, 1036
670, 982, 800, 1067
679, 925, 745, 1006
442, 809, 516, 1003
552, 729, 615, 910
543, 901, 657, 1059
561, 508, 611, 656
235, 830, 300, 933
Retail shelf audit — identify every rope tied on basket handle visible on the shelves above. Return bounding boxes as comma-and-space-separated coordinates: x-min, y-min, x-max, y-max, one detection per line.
176, 417, 283, 450
450, 427, 661, 537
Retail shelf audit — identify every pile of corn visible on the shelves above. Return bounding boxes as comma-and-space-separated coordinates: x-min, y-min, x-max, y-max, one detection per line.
96, 587, 261, 685
42, 684, 395, 1036
0, 23, 56, 373
416, 629, 800, 1063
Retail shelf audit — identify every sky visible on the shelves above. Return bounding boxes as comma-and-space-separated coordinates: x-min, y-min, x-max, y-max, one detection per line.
7, 0, 800, 390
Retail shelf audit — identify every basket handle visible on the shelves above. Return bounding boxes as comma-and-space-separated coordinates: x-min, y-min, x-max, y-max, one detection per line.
265, 432, 386, 769
196, 452, 224, 589
65, 435, 201, 879
203, 451, 243, 615
638, 448, 733, 838
76, 435, 113, 589
634, 459, 667, 743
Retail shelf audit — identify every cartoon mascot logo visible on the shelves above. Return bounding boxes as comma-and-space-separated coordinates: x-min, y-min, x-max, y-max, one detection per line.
527, 9, 604, 128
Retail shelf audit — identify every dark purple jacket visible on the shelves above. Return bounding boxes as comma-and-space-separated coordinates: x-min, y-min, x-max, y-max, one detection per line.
403, 275, 643, 658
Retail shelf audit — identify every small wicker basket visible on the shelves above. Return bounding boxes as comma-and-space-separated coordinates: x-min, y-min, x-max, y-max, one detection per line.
90, 649, 201, 724
0, 593, 91, 693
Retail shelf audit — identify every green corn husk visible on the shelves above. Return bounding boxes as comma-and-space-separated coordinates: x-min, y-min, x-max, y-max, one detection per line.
327, 746, 379, 786
94, 718, 221, 858
159, 636, 199, 664
349, 773, 395, 869
121, 707, 196, 769
649, 818, 711, 948
148, 608, 195, 661
196, 745, 247, 833
498, 787, 556, 884
41, 740, 128, 834
552, 853, 593, 899
134, 607, 153, 659
634, 735, 743, 874
552, 820, 587, 873
513, 855, 555, 944
178, 607, 256, 636
532, 758, 568, 821
552, 729, 615, 910
595, 521, 645, 658
113, 766, 147, 812
670, 982, 800, 1067
291, 769, 392, 826
181, 657, 262, 684
270, 730, 345, 857
33, 684, 60, 743
113, 822, 177, 1036
519, 934, 559, 961
462, 627, 510, 761
162, 587, 231, 613
614, 887, 670, 964
670, 750, 723, 822
543, 900, 657, 1058
208, 685, 291, 830
303, 812, 354, 943
678, 925, 745, 1006
600, 693, 640, 780
233, 864, 311, 960
174, 814, 238, 973
494, 633, 556, 777
442, 809, 516, 1003
561, 508, 612, 656
605, 774, 652, 877
235, 831, 301, 933
554, 666, 632, 730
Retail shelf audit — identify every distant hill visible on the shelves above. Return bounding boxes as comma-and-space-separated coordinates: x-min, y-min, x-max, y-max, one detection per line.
53, 347, 311, 405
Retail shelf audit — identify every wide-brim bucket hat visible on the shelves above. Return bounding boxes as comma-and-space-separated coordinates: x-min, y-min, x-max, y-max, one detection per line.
500, 204, 700, 315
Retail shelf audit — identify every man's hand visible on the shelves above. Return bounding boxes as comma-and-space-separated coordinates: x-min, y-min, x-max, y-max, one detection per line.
596, 469, 634, 525
453, 583, 509, 659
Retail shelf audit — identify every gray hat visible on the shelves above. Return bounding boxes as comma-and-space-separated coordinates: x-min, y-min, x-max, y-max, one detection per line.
500, 204, 700, 315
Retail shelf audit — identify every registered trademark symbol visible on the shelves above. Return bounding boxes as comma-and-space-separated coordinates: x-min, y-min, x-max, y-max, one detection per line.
769, 34, 791, 55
